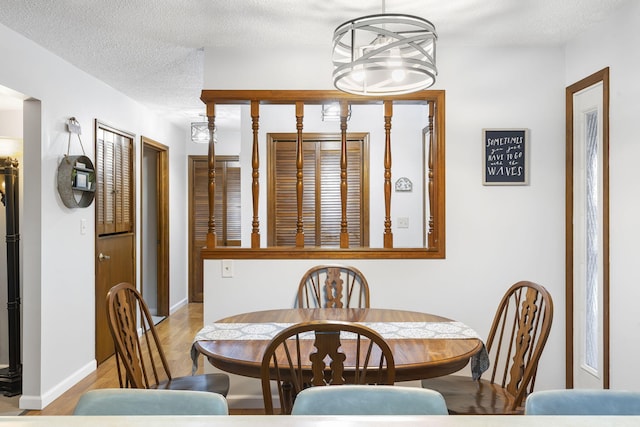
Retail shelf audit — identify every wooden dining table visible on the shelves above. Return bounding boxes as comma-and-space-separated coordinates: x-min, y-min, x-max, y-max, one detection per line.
192, 308, 488, 383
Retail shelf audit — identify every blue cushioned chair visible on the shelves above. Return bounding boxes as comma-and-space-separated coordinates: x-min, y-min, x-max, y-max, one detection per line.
73, 388, 228, 415
525, 389, 640, 415
291, 385, 449, 415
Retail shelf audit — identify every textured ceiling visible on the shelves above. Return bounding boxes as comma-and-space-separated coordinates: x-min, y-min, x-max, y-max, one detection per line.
0, 0, 631, 129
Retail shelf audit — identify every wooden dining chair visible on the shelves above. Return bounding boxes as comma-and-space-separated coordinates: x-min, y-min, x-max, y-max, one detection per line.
421, 280, 553, 414
260, 320, 395, 415
106, 282, 229, 396
297, 265, 370, 308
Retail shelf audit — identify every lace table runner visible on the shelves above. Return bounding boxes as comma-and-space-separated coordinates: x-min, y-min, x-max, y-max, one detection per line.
194, 321, 481, 341
192, 321, 489, 379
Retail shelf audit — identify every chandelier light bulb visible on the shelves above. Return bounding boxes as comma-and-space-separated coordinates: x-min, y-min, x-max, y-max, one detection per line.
392, 68, 406, 82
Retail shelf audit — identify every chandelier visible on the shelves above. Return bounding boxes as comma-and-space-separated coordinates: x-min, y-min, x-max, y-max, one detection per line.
332, 4, 437, 96
191, 121, 216, 143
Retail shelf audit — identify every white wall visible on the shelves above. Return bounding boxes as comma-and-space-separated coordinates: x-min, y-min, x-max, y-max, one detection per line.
202, 42, 567, 407
565, 0, 640, 390
0, 109, 22, 138
0, 23, 190, 409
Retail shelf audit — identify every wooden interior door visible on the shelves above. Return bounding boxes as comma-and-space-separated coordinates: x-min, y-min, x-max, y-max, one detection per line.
188, 155, 241, 302
95, 233, 134, 363
95, 120, 135, 364
188, 157, 207, 302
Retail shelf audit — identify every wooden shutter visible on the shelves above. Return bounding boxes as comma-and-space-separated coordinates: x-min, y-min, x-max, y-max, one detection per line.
118, 135, 132, 232
113, 134, 132, 233
346, 139, 365, 246
193, 160, 209, 242
226, 166, 241, 245
302, 144, 317, 246
273, 141, 300, 246
194, 157, 241, 247
269, 134, 367, 247
319, 140, 341, 247
96, 128, 107, 234
96, 124, 133, 236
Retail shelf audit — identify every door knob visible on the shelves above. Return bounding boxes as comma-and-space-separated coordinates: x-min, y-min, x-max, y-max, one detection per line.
98, 253, 111, 261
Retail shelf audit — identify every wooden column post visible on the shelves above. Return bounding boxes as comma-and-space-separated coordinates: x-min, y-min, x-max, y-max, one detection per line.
295, 101, 305, 247
251, 100, 261, 248
206, 103, 217, 248
339, 100, 349, 248
383, 100, 393, 248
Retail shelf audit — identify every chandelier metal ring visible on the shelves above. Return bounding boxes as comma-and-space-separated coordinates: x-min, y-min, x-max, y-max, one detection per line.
332, 13, 438, 96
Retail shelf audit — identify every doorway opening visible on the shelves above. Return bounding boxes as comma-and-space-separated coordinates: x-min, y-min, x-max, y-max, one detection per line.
141, 137, 169, 320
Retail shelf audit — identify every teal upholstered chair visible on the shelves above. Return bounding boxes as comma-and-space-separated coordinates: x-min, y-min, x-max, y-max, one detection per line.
525, 389, 640, 415
73, 388, 228, 415
291, 385, 449, 415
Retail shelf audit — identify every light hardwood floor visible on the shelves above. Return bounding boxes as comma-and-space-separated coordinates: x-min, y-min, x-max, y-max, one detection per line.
25, 303, 263, 415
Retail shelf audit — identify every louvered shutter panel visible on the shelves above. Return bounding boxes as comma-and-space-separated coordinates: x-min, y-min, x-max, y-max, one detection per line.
194, 158, 241, 247
96, 128, 106, 235
226, 166, 241, 245
319, 141, 341, 247
271, 136, 365, 247
95, 124, 133, 236
119, 135, 132, 232
346, 140, 364, 246
194, 160, 209, 242
101, 130, 116, 234
273, 141, 299, 246
214, 163, 224, 244
302, 144, 317, 246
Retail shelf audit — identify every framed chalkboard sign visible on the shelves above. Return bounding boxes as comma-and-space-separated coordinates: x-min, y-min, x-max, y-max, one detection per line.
482, 128, 529, 185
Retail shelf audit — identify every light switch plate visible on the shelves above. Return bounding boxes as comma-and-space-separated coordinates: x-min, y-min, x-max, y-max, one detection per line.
397, 217, 409, 228
221, 259, 234, 278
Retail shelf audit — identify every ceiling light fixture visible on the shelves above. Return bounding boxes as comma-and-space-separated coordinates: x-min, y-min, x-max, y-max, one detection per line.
191, 121, 216, 144
332, 0, 437, 96
321, 103, 352, 121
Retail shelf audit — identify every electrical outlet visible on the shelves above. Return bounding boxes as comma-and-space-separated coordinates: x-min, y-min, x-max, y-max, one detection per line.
221, 259, 234, 278
397, 217, 409, 228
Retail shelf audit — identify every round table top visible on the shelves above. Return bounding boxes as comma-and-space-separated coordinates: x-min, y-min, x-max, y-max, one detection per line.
194, 308, 484, 382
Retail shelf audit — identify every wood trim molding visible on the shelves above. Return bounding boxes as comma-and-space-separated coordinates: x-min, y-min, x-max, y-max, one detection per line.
565, 67, 610, 388
201, 247, 444, 260
200, 89, 446, 259
141, 136, 169, 317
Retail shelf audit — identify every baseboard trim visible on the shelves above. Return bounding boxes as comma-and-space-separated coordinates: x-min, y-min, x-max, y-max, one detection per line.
170, 298, 188, 314
19, 360, 96, 410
